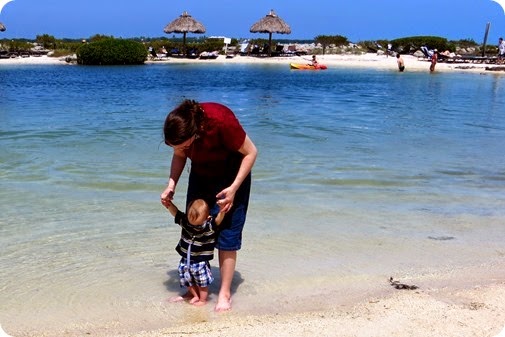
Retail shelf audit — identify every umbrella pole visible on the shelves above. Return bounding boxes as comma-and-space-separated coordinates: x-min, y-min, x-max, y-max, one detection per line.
482, 22, 490, 57
183, 32, 187, 56
268, 33, 272, 56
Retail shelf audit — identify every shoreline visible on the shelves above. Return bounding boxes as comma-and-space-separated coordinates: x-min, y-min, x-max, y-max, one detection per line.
1, 54, 504, 74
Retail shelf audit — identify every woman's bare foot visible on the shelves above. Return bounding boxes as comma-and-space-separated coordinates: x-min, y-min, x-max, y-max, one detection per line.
214, 295, 232, 312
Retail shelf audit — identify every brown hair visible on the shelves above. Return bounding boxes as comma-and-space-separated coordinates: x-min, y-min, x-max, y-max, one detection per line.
187, 199, 210, 225
163, 99, 204, 146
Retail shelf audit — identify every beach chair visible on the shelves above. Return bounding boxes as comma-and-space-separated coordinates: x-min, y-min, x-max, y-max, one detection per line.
199, 51, 219, 60
168, 48, 181, 57
260, 44, 270, 55
250, 46, 260, 55
420, 46, 433, 59
150, 49, 156, 58
271, 45, 285, 57
239, 40, 250, 56
149, 48, 162, 61
187, 48, 198, 59
286, 44, 307, 56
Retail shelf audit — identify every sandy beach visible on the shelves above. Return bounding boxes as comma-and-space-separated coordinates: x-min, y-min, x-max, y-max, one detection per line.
2, 52, 505, 337
96, 262, 504, 337
131, 282, 505, 337
2, 53, 505, 74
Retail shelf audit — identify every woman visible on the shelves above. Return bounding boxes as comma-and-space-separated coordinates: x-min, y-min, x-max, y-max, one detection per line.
430, 49, 438, 72
161, 99, 257, 312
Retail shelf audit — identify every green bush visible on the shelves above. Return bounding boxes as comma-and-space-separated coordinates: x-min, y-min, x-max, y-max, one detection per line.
315, 35, 349, 54
76, 38, 147, 65
390, 36, 454, 53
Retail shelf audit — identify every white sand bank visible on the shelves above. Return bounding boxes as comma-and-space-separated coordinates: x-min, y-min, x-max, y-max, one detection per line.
2, 53, 504, 74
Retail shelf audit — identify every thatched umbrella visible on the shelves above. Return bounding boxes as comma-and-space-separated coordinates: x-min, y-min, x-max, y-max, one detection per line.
1, 0, 13, 31
164, 11, 206, 55
491, 0, 505, 15
250, 9, 291, 55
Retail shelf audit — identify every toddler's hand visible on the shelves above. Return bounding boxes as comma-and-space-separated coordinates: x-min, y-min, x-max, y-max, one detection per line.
161, 188, 174, 207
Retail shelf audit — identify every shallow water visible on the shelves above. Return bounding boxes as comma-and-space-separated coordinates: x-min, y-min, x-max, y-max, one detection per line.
1, 63, 505, 335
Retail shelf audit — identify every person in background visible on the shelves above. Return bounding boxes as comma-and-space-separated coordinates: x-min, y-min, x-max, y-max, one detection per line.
498, 37, 505, 64
161, 99, 257, 312
396, 53, 405, 72
430, 49, 438, 72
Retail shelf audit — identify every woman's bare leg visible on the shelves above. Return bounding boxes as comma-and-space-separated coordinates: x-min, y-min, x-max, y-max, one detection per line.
215, 250, 236, 312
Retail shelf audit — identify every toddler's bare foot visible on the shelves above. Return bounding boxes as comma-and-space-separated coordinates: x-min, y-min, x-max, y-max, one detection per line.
167, 292, 192, 302
189, 296, 201, 305
192, 300, 207, 306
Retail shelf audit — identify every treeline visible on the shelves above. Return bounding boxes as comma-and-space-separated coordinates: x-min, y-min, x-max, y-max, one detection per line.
0, 33, 492, 65
1, 33, 485, 54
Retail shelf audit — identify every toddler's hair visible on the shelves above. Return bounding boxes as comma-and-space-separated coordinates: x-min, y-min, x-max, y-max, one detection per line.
187, 199, 210, 225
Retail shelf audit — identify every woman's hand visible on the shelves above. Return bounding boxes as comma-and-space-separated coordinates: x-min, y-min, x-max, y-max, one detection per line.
161, 185, 175, 208
216, 187, 236, 213
161, 152, 186, 207
215, 135, 257, 214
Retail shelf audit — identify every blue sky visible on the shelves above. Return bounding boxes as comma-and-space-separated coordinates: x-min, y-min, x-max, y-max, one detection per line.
1, 0, 505, 43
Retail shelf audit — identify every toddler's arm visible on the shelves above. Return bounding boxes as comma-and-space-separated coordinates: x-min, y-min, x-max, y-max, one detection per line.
164, 200, 179, 218
215, 208, 226, 226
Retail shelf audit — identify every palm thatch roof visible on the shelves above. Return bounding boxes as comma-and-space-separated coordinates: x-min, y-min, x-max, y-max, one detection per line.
164, 11, 205, 55
250, 10, 291, 35
250, 10, 291, 55
1, 0, 14, 32
164, 11, 206, 34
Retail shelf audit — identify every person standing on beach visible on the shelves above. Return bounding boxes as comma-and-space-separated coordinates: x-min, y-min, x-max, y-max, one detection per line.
161, 99, 257, 312
164, 198, 225, 306
396, 53, 405, 72
430, 49, 438, 72
498, 37, 505, 64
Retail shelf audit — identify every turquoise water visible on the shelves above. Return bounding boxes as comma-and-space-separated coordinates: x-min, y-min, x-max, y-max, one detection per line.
1, 63, 505, 335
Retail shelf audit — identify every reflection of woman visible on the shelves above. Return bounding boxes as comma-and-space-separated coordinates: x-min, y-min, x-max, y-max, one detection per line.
161, 99, 257, 312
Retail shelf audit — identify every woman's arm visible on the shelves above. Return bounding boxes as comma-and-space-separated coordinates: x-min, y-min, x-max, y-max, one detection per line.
161, 150, 187, 207
216, 135, 257, 212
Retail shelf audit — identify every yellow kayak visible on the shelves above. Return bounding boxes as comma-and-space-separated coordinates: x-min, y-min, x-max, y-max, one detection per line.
290, 63, 327, 70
